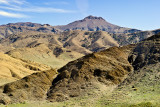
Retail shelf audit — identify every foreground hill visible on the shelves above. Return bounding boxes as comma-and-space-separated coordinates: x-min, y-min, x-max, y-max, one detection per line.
0, 33, 160, 106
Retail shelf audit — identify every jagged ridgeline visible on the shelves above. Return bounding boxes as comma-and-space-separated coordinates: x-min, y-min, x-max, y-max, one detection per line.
0, 33, 160, 106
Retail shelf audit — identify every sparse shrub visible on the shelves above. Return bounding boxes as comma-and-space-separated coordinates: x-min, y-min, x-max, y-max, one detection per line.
133, 88, 138, 91
129, 102, 154, 107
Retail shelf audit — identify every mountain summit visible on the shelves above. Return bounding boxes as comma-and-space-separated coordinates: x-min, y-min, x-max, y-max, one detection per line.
55, 15, 140, 33
83, 15, 104, 20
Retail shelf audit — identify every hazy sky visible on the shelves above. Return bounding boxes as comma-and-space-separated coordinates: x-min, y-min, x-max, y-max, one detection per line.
0, 0, 160, 30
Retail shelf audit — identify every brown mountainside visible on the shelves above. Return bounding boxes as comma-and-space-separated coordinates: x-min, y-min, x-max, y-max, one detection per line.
55, 15, 140, 33
0, 30, 119, 54
0, 20, 159, 88
1, 16, 160, 50
0, 30, 119, 69
1, 33, 160, 104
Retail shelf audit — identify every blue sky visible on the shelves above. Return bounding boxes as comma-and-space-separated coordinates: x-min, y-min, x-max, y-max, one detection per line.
0, 0, 160, 30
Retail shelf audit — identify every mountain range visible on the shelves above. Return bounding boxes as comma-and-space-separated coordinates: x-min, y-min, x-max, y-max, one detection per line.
0, 15, 160, 106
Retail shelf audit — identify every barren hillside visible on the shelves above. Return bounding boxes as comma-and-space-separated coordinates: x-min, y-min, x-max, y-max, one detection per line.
0, 52, 50, 86
0, 33, 160, 106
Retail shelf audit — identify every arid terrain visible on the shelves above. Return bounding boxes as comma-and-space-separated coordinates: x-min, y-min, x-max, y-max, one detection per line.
0, 16, 160, 107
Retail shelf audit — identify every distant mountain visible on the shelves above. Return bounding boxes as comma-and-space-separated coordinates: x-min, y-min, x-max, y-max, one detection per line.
0, 16, 159, 48
5, 22, 42, 27
0, 21, 121, 69
1, 22, 160, 69
55, 15, 141, 33
1, 17, 160, 69
0, 22, 59, 38
112, 28, 160, 46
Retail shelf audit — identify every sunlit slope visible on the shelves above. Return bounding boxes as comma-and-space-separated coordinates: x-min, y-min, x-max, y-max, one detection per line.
0, 52, 50, 85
